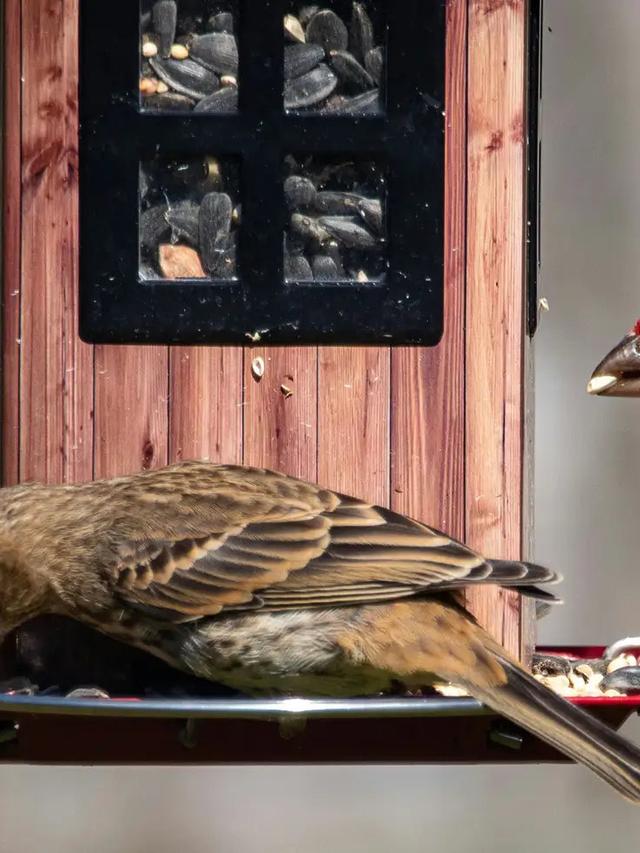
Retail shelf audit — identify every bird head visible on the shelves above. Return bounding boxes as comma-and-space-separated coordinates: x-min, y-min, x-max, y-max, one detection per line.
587, 319, 640, 396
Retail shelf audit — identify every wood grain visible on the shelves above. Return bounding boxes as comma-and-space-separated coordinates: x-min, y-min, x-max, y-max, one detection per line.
390, 0, 466, 539
465, 0, 527, 655
19, 0, 93, 485
2, 0, 22, 486
243, 347, 317, 480
94, 345, 169, 478
168, 347, 243, 465
318, 347, 390, 505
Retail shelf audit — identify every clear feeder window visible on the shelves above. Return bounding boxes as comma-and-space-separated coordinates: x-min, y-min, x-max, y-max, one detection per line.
284, 155, 386, 282
140, 1, 239, 113
139, 154, 240, 280
284, 2, 385, 115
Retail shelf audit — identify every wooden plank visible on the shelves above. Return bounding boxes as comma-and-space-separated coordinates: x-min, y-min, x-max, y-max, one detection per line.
94, 346, 169, 478
168, 347, 243, 465
318, 347, 390, 505
19, 0, 93, 485
2, 0, 22, 486
390, 0, 467, 539
243, 347, 317, 480
465, 0, 527, 655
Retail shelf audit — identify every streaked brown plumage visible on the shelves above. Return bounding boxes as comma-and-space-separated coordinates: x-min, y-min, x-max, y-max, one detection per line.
1, 460, 640, 800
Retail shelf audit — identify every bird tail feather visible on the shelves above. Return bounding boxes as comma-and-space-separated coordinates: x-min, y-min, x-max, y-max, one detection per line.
462, 654, 640, 802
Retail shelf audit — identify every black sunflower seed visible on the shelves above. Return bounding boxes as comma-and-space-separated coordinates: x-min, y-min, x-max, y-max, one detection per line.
199, 192, 233, 272
312, 254, 339, 280
152, 0, 177, 58
328, 49, 375, 92
190, 33, 239, 76
306, 9, 348, 53
284, 63, 338, 109
165, 200, 200, 246
350, 2, 374, 64
317, 215, 377, 248
208, 12, 234, 33
149, 57, 219, 100
142, 92, 196, 111
140, 204, 170, 250
291, 213, 331, 244
285, 175, 317, 209
364, 46, 383, 85
193, 85, 238, 112
285, 253, 313, 279
324, 87, 380, 115
284, 43, 325, 80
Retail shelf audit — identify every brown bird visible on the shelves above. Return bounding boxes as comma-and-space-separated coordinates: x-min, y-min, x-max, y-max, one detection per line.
588, 318, 640, 396
1, 461, 640, 800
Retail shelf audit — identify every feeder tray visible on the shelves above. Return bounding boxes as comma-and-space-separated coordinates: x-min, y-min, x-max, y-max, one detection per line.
1, 638, 638, 765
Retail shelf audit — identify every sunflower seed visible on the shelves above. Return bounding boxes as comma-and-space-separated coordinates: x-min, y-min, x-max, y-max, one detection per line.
312, 254, 339, 280
193, 85, 238, 112
149, 57, 219, 100
306, 9, 348, 53
251, 357, 265, 379
199, 192, 233, 272
318, 215, 377, 248
324, 87, 380, 115
365, 46, 383, 85
350, 2, 374, 63
314, 191, 382, 233
284, 14, 306, 43
142, 92, 196, 111
299, 5, 320, 26
325, 240, 345, 276
291, 213, 331, 244
140, 204, 170, 249
152, 0, 177, 58
208, 12, 234, 33
329, 50, 374, 92
190, 32, 238, 76
285, 253, 313, 279
285, 63, 337, 109
285, 175, 317, 209
284, 43, 325, 80
165, 200, 200, 246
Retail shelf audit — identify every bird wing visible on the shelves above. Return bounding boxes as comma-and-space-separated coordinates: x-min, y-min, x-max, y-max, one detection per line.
104, 462, 556, 623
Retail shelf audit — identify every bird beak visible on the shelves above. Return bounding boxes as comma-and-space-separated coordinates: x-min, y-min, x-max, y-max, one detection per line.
587, 332, 640, 396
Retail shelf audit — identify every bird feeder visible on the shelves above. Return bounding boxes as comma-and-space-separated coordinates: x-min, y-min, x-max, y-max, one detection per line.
7, 0, 632, 767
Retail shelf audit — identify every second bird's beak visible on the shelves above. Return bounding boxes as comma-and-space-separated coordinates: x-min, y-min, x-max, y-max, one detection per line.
587, 331, 640, 396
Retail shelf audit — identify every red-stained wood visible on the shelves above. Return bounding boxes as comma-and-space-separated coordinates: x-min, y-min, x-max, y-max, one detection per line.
465, 0, 527, 656
390, 0, 466, 539
168, 347, 243, 465
2, 0, 22, 486
94, 345, 169, 478
318, 347, 390, 506
243, 347, 317, 480
19, 0, 93, 484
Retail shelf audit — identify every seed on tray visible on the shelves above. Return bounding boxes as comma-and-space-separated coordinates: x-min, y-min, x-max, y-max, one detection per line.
149, 56, 220, 100
285, 175, 317, 209
194, 86, 238, 112
284, 64, 338, 110
284, 43, 325, 81
142, 91, 196, 111
365, 46, 383, 85
209, 12, 234, 33
350, 2, 374, 63
329, 49, 375, 92
170, 43, 189, 60
607, 653, 637, 674
142, 40, 159, 58
190, 32, 239, 76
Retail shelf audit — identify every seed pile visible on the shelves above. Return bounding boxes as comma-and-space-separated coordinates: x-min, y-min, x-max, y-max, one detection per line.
140, 1, 238, 112
285, 2, 384, 114
532, 651, 640, 697
139, 155, 240, 280
284, 156, 385, 281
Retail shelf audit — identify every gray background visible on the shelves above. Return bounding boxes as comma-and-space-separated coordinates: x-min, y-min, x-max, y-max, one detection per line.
3, 1, 640, 848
